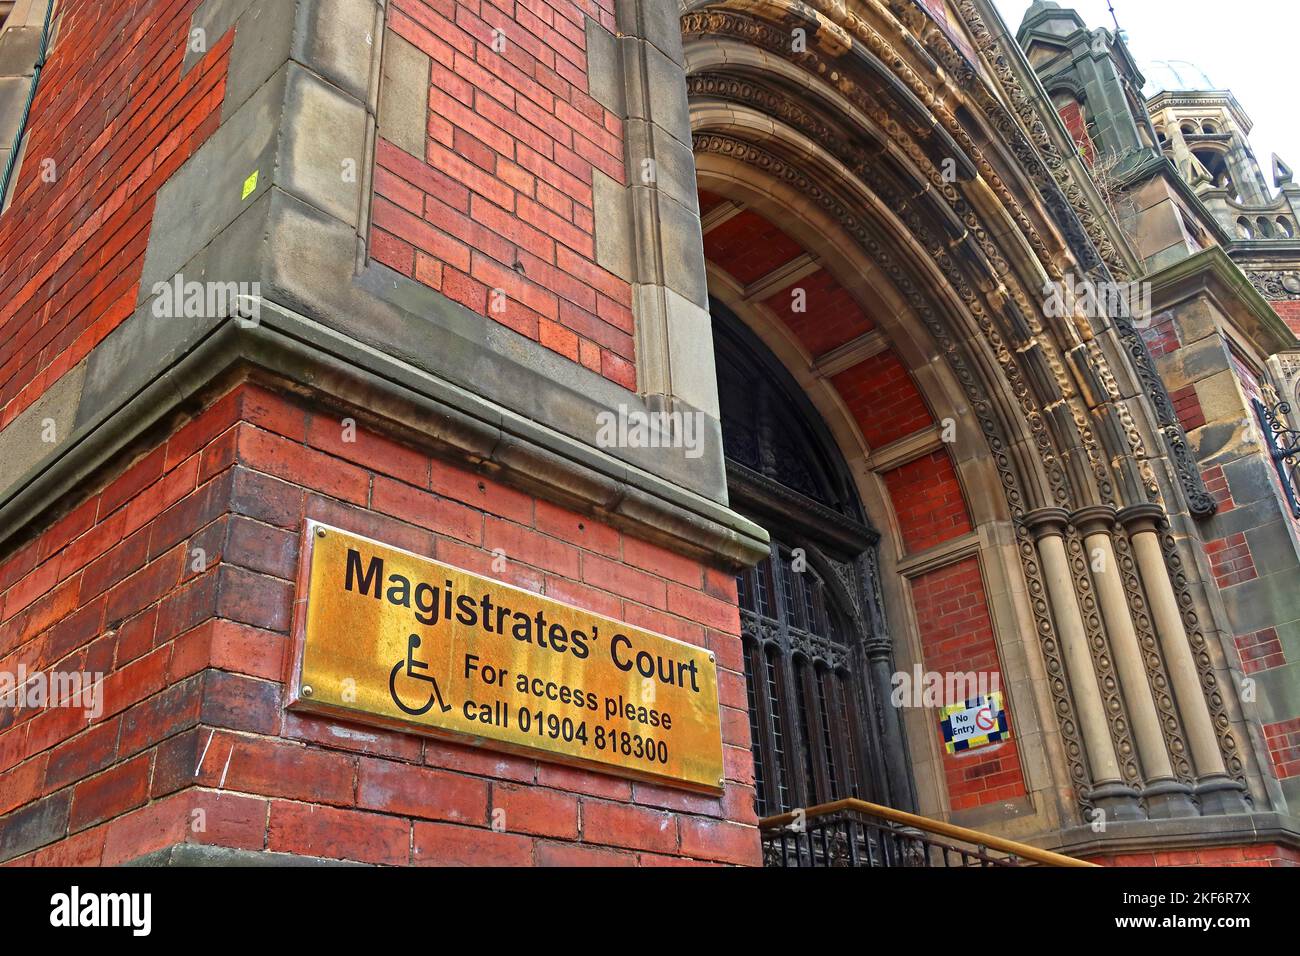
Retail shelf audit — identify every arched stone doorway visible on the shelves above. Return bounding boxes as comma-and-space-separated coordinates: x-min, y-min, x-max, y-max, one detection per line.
679, 0, 1259, 835
697, 174, 1036, 828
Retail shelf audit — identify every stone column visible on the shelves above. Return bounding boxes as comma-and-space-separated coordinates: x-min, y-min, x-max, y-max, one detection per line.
1073, 506, 1197, 818
1026, 508, 1144, 820
1119, 504, 1249, 814
1166, 122, 1196, 184
865, 635, 915, 812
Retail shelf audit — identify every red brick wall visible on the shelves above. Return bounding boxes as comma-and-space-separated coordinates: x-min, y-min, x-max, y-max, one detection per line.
1273, 299, 1300, 338
0, 0, 231, 431
700, 198, 877, 360
1089, 844, 1300, 867
1139, 313, 1181, 358
762, 268, 874, 358
882, 450, 972, 554
1169, 383, 1207, 432
695, 196, 975, 561
1057, 101, 1095, 165
1201, 464, 1235, 512
1235, 627, 1286, 675
370, 0, 636, 389
1206, 532, 1259, 589
1263, 717, 1300, 782
834, 349, 933, 449
910, 557, 1026, 811
702, 208, 804, 286
0, 382, 760, 865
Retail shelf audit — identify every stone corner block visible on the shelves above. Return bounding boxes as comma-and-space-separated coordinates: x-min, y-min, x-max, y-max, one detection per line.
377, 26, 429, 160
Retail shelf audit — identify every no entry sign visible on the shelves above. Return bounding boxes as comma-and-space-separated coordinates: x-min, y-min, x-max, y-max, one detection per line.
939, 692, 1010, 754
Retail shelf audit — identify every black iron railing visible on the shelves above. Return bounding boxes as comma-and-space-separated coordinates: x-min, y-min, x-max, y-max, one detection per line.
759, 799, 1095, 868
1253, 398, 1300, 519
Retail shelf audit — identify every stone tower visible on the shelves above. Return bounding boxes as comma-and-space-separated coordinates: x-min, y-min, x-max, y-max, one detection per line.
1020, 0, 1300, 824
1146, 75, 1300, 243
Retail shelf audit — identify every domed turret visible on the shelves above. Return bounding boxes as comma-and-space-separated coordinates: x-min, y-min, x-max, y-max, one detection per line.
1142, 60, 1216, 96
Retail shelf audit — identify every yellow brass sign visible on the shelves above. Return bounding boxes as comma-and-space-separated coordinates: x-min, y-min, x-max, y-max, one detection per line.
289, 523, 724, 791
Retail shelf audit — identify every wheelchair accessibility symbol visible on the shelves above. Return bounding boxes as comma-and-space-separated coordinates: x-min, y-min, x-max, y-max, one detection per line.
389, 633, 453, 716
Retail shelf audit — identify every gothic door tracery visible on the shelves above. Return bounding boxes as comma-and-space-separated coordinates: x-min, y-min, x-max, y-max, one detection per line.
714, 305, 913, 818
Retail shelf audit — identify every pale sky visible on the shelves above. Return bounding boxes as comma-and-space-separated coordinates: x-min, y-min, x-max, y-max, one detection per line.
991, 0, 1299, 195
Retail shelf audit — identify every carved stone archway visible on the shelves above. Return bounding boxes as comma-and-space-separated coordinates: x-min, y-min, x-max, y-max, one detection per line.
676, 0, 1260, 835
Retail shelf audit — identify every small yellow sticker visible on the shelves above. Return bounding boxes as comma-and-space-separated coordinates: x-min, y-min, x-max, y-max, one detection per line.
241, 170, 259, 200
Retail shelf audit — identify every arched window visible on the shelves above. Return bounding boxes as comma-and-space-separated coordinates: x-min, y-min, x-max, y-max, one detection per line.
1237, 217, 1255, 239
714, 304, 905, 819
1278, 217, 1294, 238
1257, 216, 1275, 238
1194, 148, 1237, 197
1201, 121, 1218, 134
1050, 90, 1094, 164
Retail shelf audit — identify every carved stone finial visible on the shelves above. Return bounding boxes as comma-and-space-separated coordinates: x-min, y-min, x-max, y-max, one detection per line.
1273, 154, 1294, 188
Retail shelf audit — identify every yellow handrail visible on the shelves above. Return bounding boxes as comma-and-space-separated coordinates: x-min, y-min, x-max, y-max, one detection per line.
760, 798, 1099, 867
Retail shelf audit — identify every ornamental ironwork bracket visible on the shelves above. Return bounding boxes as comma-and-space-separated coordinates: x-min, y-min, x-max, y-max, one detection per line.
1253, 398, 1300, 519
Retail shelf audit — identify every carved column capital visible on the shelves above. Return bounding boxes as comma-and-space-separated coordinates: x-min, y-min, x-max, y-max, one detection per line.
1117, 502, 1164, 535
863, 636, 894, 661
1071, 504, 1118, 538
1024, 506, 1071, 539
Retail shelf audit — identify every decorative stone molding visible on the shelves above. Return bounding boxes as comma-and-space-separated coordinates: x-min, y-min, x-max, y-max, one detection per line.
1071, 504, 1197, 816
1064, 523, 1141, 787
692, 109, 1102, 806
1025, 507, 1143, 819
1109, 530, 1193, 783
1248, 270, 1300, 300
1116, 503, 1249, 809
691, 119, 1098, 807
681, 0, 1256, 818
688, 0, 1213, 520
948, 0, 1217, 518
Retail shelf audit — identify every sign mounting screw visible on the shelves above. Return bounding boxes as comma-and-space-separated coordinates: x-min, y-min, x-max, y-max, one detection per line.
316, 528, 326, 538
302, 685, 314, 697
